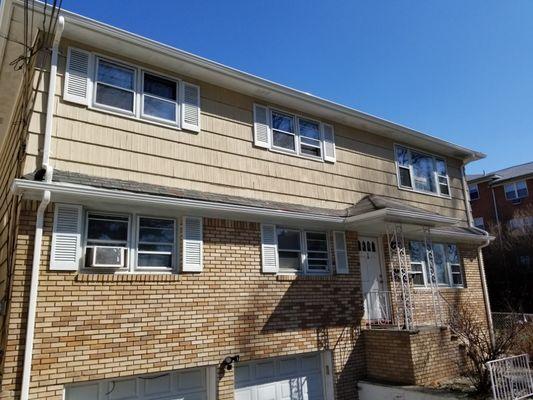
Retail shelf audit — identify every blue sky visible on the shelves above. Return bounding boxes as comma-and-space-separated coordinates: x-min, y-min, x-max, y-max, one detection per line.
64, 0, 533, 174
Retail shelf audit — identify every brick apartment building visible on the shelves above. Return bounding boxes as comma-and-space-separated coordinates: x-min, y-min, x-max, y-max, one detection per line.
0, 1, 493, 399
467, 162, 533, 232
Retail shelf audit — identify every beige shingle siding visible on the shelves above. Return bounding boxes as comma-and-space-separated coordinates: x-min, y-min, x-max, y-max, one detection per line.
22, 40, 470, 224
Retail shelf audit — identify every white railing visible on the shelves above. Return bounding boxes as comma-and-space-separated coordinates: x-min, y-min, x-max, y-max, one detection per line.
363, 291, 395, 329
487, 354, 533, 400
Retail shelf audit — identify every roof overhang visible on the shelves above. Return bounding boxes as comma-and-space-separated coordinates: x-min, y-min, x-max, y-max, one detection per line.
5, 0, 485, 163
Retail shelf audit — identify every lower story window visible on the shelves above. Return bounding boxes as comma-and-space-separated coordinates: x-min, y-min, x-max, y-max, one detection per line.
86, 213, 129, 267
276, 228, 330, 274
409, 241, 464, 287
137, 217, 176, 269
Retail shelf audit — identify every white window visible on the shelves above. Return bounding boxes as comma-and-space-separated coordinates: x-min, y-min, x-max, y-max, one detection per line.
469, 184, 480, 200
141, 72, 179, 124
395, 145, 451, 197
276, 228, 330, 274
271, 110, 325, 160
508, 216, 533, 231
409, 241, 463, 287
137, 217, 176, 270
94, 59, 136, 113
473, 217, 485, 229
504, 180, 528, 200
85, 213, 130, 267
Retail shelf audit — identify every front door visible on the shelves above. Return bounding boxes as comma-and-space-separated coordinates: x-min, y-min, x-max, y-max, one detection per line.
359, 237, 388, 322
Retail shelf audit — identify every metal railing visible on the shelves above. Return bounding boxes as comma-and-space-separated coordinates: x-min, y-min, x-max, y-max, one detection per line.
487, 354, 533, 400
362, 290, 395, 329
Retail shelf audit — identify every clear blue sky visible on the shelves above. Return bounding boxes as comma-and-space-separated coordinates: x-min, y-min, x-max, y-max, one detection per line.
64, 0, 533, 174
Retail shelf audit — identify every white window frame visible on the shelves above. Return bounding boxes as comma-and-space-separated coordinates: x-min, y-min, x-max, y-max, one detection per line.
473, 217, 485, 229
394, 144, 452, 198
93, 57, 137, 116
84, 212, 131, 270
504, 180, 528, 201
269, 108, 326, 162
409, 241, 464, 288
469, 184, 480, 201
135, 216, 177, 272
82, 210, 179, 274
276, 227, 331, 275
140, 70, 180, 126
88, 53, 196, 131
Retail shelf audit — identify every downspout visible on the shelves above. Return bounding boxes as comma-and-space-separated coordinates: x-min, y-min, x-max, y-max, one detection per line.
20, 16, 64, 400
461, 162, 495, 345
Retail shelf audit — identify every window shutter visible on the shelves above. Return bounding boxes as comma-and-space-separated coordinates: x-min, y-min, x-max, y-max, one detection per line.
182, 216, 203, 272
63, 47, 92, 105
333, 231, 349, 274
50, 204, 83, 271
253, 104, 271, 148
322, 123, 336, 163
261, 224, 278, 273
181, 82, 201, 132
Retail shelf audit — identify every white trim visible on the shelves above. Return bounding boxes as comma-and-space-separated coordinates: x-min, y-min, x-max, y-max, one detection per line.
503, 180, 528, 201
12, 179, 345, 224
468, 183, 480, 201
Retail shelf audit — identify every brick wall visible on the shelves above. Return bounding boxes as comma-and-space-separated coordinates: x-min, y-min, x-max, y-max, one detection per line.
363, 327, 463, 385
0, 201, 366, 399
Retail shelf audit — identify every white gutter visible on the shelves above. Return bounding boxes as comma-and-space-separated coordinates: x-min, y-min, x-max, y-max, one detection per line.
11, 179, 345, 225
20, 16, 64, 400
344, 207, 459, 227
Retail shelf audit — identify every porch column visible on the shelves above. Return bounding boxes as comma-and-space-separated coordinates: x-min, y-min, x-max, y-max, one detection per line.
423, 226, 443, 327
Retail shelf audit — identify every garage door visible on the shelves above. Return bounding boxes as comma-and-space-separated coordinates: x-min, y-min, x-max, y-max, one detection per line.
234, 352, 332, 400
65, 367, 213, 400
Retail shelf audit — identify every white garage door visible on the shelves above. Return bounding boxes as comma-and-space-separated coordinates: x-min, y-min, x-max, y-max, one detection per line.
65, 367, 213, 400
234, 352, 332, 400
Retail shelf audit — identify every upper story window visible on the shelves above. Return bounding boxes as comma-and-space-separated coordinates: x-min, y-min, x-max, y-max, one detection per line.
94, 59, 136, 113
469, 184, 480, 200
409, 241, 463, 288
504, 180, 528, 201
63, 47, 200, 132
276, 228, 329, 274
252, 104, 336, 163
395, 145, 451, 197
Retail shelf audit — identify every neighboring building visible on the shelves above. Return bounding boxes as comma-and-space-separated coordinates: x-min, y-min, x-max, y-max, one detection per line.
0, 2, 492, 400
467, 162, 533, 232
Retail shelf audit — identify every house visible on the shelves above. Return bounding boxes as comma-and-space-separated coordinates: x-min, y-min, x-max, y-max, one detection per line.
0, 1, 493, 399
467, 161, 533, 232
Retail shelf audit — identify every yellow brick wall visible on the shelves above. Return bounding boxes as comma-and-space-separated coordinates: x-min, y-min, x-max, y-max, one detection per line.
1, 201, 367, 399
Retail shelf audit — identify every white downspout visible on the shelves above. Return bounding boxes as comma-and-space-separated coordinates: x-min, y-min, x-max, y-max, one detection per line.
20, 16, 64, 400
461, 163, 495, 345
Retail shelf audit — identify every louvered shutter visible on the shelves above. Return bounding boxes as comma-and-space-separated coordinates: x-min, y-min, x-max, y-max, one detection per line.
63, 47, 92, 105
253, 104, 271, 148
50, 204, 83, 271
182, 216, 203, 272
261, 224, 278, 273
181, 82, 201, 132
333, 231, 349, 274
322, 123, 336, 163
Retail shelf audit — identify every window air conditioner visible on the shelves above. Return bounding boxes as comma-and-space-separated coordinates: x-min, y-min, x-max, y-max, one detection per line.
86, 246, 126, 268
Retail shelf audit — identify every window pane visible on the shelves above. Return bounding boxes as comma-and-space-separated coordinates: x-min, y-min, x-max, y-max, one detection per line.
139, 218, 174, 243
299, 119, 320, 139
439, 176, 450, 196
138, 253, 172, 268
446, 244, 460, 265
96, 83, 134, 111
272, 112, 294, 133
516, 181, 528, 198
411, 152, 436, 192
505, 184, 516, 199
395, 146, 410, 166
433, 244, 449, 285
138, 243, 173, 252
93, 247, 123, 265
144, 96, 176, 121
301, 145, 321, 157
273, 131, 295, 151
306, 232, 328, 251
409, 241, 425, 263
144, 73, 176, 100
469, 185, 479, 200
399, 167, 412, 188
97, 60, 134, 89
277, 229, 301, 250
139, 218, 174, 229
278, 251, 301, 269
87, 216, 128, 242
307, 258, 328, 270
435, 159, 447, 176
